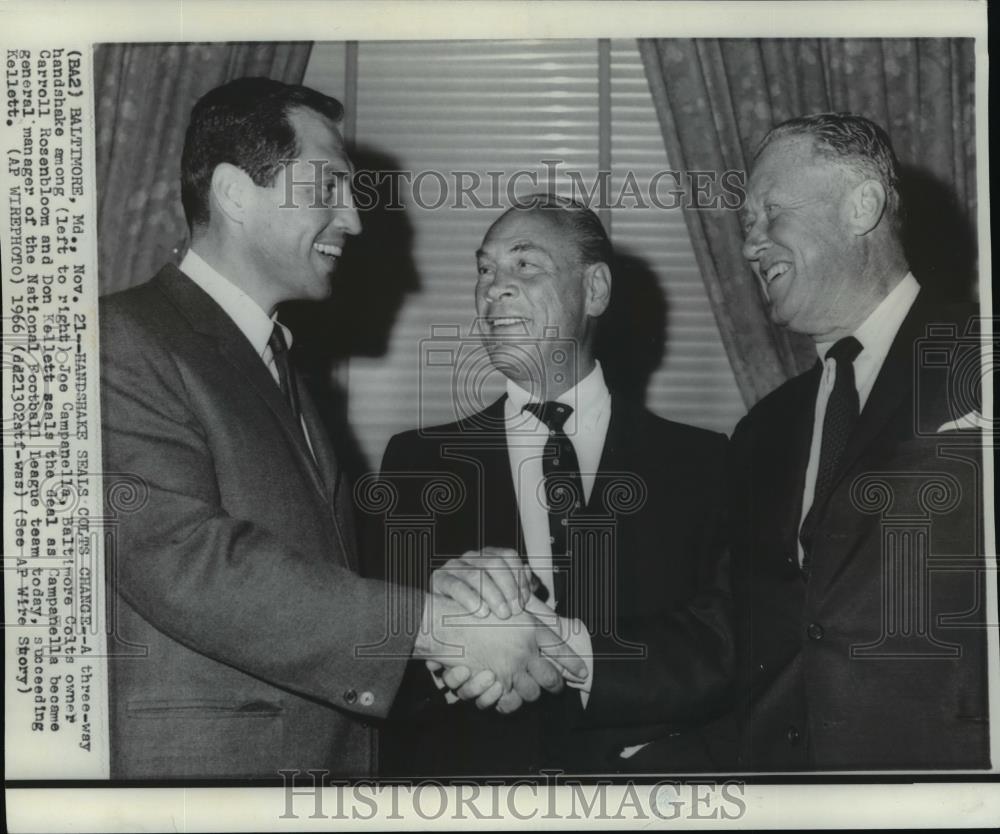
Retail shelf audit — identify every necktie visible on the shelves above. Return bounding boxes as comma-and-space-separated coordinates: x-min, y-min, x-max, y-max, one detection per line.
800, 335, 863, 569
268, 324, 301, 423
522, 401, 585, 616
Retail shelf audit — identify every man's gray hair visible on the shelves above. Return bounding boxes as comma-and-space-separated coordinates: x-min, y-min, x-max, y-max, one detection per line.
502, 192, 613, 268
755, 112, 903, 228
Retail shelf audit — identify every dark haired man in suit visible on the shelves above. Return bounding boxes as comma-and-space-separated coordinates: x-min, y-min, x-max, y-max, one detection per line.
729, 112, 988, 769
100, 78, 582, 779
371, 194, 733, 775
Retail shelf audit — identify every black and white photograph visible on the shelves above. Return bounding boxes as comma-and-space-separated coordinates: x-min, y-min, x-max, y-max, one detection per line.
2, 1, 996, 830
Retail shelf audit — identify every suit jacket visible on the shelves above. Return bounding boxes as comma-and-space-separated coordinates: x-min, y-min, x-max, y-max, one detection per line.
363, 394, 732, 776
724, 292, 989, 770
99, 265, 423, 779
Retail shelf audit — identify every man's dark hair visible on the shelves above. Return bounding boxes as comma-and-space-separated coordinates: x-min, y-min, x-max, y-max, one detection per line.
501, 192, 613, 269
180, 77, 344, 230
754, 112, 903, 228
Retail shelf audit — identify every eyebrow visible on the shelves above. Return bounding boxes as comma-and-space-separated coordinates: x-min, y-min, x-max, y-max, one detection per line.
511, 241, 545, 255
475, 240, 549, 259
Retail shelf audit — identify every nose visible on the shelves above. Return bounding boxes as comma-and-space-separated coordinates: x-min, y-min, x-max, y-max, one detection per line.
741, 217, 769, 263
333, 203, 362, 237
483, 270, 519, 303
332, 182, 362, 237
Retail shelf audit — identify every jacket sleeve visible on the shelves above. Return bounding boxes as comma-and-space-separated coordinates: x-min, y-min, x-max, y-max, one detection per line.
100, 303, 425, 718
580, 431, 733, 733
371, 432, 455, 718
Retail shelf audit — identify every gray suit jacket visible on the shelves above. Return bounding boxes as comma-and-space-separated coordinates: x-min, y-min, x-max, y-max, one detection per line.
100, 264, 423, 779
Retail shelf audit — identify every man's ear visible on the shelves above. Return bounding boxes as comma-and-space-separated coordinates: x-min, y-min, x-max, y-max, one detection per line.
585, 261, 612, 317
847, 179, 887, 236
209, 162, 254, 226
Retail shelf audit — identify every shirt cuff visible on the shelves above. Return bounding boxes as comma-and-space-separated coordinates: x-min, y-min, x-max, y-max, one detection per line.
562, 619, 594, 708
522, 596, 595, 709
938, 410, 985, 432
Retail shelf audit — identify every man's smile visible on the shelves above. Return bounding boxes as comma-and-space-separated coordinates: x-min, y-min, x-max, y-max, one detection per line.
313, 242, 343, 259
763, 262, 792, 285
485, 316, 531, 332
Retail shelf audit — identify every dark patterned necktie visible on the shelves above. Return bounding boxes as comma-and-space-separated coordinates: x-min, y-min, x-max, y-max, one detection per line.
800, 335, 863, 569
523, 401, 585, 616
268, 324, 301, 423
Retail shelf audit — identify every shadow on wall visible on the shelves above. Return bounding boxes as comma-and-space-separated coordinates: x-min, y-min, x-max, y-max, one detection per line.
595, 250, 669, 407
282, 146, 420, 480
899, 164, 978, 302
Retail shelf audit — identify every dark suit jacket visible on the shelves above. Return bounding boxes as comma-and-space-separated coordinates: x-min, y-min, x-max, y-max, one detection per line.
724, 292, 989, 770
100, 265, 423, 779
364, 394, 732, 776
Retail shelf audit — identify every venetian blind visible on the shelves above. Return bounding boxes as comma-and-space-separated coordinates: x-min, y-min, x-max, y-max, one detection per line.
304, 39, 746, 473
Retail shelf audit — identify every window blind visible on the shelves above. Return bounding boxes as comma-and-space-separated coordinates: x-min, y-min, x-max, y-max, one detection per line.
304, 39, 745, 472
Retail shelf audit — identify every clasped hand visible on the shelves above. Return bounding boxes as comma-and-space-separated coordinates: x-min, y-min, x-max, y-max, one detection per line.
423, 547, 585, 714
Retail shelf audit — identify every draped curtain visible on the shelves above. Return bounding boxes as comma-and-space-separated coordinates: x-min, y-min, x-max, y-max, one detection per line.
639, 38, 977, 407
94, 42, 313, 295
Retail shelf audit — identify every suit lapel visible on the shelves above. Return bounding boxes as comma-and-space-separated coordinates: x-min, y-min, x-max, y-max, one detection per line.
777, 368, 822, 554
435, 397, 522, 553
297, 380, 337, 498
588, 394, 630, 516
481, 397, 524, 553
807, 292, 928, 525
298, 379, 356, 569
153, 266, 330, 505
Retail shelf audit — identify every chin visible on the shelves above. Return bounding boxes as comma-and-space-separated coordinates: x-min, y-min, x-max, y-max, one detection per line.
306, 275, 335, 300
766, 296, 792, 326
487, 346, 544, 386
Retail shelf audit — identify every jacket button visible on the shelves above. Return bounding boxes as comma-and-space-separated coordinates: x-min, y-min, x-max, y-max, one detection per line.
786, 725, 801, 744
360, 691, 375, 707
343, 689, 358, 704
807, 623, 825, 640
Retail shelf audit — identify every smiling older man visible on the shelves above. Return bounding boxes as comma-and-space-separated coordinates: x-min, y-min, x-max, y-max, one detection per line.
370, 193, 733, 776
727, 113, 988, 770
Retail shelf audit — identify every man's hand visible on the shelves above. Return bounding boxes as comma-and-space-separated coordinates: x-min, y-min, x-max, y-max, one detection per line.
430, 547, 531, 620
438, 599, 593, 711
414, 593, 586, 711
434, 653, 566, 711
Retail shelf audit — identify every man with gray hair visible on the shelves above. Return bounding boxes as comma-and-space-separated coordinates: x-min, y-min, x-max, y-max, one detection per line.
727, 112, 987, 769
370, 193, 733, 775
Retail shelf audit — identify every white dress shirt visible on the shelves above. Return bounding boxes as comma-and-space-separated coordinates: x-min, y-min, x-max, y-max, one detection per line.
430, 363, 610, 709
504, 361, 612, 705
504, 362, 612, 601
798, 273, 920, 564
179, 249, 314, 457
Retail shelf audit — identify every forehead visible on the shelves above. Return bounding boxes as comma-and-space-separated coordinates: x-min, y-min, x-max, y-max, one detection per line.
747, 135, 850, 205
480, 210, 572, 255
287, 107, 350, 169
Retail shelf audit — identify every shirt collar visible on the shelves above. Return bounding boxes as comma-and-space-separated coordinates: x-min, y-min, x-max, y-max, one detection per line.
179, 248, 291, 357
815, 272, 919, 366
505, 361, 609, 430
